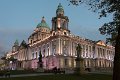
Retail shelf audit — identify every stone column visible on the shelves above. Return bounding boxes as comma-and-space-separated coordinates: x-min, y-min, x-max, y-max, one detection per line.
97, 48, 99, 58
68, 40, 71, 56
50, 41, 53, 55
88, 45, 90, 58
71, 41, 73, 56
60, 39, 63, 55
58, 38, 60, 55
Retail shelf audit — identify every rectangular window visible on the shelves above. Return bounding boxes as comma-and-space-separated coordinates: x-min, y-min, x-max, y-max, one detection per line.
65, 59, 67, 66
32, 53, 34, 59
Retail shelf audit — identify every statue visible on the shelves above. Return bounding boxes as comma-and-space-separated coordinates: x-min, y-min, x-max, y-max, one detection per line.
75, 43, 84, 75
38, 51, 43, 68
37, 51, 44, 72
76, 44, 82, 58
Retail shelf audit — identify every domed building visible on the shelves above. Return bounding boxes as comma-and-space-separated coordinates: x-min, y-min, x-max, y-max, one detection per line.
6, 3, 114, 71
28, 16, 50, 45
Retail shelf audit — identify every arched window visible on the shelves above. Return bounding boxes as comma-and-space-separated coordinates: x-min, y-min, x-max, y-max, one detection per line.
32, 53, 34, 59
53, 32, 55, 36
36, 52, 37, 59
31, 40, 32, 44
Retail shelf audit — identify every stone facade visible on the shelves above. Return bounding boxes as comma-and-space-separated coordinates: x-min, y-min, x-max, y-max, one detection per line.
6, 3, 114, 71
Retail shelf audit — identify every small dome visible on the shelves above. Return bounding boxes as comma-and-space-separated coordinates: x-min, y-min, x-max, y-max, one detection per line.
37, 17, 50, 30
14, 39, 19, 46
58, 3, 63, 10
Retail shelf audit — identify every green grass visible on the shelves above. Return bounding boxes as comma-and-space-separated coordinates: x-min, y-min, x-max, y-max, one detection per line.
9, 70, 36, 75
0, 73, 112, 80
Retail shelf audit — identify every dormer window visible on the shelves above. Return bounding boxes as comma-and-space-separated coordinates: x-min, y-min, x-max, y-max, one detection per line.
31, 40, 32, 44
53, 33, 55, 36
64, 32, 66, 35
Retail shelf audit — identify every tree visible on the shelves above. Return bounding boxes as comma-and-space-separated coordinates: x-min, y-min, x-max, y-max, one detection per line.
68, 0, 120, 80
1, 56, 6, 60
1, 56, 8, 69
8, 56, 17, 62
1, 56, 17, 69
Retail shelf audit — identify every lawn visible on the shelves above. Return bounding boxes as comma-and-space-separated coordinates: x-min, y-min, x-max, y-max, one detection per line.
0, 69, 39, 75
0, 73, 112, 80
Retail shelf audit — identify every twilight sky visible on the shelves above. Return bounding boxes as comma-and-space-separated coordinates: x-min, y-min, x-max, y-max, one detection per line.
0, 0, 112, 56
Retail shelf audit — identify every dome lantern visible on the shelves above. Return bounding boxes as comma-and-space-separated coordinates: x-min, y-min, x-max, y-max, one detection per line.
56, 3, 64, 16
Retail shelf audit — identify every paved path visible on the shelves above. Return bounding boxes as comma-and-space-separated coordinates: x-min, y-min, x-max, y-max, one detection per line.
87, 71, 113, 75
0, 73, 54, 78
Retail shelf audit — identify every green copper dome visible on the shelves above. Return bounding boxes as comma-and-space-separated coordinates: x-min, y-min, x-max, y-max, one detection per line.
37, 17, 50, 29
58, 3, 63, 10
14, 39, 19, 46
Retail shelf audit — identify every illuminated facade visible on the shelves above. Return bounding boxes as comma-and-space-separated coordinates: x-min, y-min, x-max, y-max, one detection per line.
6, 3, 114, 71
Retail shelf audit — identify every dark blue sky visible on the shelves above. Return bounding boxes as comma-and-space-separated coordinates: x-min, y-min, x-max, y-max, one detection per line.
0, 0, 112, 56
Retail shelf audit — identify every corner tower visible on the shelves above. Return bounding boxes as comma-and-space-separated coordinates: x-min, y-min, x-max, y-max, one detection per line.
12, 40, 19, 52
52, 3, 70, 35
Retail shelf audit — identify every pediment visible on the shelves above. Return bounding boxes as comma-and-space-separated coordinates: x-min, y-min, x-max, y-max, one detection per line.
96, 40, 106, 46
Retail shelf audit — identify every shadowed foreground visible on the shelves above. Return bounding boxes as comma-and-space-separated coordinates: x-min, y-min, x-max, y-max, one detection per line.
0, 73, 112, 80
